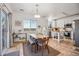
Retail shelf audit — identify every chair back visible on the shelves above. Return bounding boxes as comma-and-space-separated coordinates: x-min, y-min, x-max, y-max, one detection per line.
43, 37, 49, 45
30, 36, 37, 44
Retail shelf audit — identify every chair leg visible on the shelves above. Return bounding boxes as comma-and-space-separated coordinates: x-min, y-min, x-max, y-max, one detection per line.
31, 45, 33, 52
37, 46, 40, 52
47, 45, 49, 54
31, 44, 36, 53
41, 46, 44, 56
35, 44, 38, 53
45, 45, 49, 54
36, 44, 38, 52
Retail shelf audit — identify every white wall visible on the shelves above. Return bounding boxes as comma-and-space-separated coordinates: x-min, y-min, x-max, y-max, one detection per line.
12, 12, 48, 34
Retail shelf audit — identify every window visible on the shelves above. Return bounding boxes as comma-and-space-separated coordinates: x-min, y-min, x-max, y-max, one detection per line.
23, 19, 37, 29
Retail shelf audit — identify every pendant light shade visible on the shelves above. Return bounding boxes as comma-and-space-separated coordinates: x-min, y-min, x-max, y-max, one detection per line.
34, 4, 40, 18
34, 14, 40, 18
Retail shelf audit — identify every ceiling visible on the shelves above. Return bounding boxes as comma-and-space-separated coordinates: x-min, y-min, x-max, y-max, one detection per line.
8, 3, 79, 19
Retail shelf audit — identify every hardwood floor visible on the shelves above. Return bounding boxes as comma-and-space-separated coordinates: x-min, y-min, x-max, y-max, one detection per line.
48, 39, 78, 56
23, 38, 79, 56
3, 38, 79, 56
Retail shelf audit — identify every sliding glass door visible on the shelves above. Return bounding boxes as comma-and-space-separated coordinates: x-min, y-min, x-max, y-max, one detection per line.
0, 7, 1, 56
1, 9, 7, 50
0, 4, 12, 55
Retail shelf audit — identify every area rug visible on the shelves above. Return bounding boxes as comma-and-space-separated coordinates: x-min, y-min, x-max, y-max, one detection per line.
23, 43, 60, 56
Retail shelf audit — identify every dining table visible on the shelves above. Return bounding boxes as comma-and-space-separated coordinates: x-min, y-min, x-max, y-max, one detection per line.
29, 33, 49, 43
30, 33, 48, 39
28, 33, 49, 54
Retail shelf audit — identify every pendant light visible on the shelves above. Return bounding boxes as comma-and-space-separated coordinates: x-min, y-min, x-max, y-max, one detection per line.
34, 4, 40, 18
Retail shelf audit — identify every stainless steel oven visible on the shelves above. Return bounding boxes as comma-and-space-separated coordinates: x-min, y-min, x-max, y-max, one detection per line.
64, 31, 71, 39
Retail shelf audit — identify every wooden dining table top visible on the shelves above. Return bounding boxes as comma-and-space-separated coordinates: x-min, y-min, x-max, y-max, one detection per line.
30, 34, 48, 39
28, 33, 49, 45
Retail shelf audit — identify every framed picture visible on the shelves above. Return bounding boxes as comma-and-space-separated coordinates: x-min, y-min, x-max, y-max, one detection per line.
15, 20, 21, 26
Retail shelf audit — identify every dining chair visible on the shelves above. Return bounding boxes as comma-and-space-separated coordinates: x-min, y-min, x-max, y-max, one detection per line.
37, 37, 50, 55
30, 36, 38, 53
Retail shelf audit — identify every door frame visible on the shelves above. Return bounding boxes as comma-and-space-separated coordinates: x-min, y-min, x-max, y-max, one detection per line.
0, 4, 11, 55
0, 5, 2, 56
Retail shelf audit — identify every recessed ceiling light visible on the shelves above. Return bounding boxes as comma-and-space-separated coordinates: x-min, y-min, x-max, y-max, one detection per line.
19, 9, 24, 12
62, 12, 68, 16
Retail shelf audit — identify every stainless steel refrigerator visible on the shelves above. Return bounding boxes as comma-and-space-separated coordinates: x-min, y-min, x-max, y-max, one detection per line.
73, 20, 79, 47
